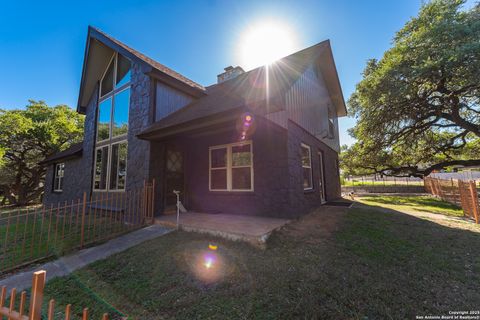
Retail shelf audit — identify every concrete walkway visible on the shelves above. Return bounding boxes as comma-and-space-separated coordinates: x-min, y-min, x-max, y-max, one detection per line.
156, 212, 290, 247
0, 225, 172, 292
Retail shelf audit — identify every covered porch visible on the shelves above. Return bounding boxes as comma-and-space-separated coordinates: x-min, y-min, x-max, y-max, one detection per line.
155, 212, 290, 247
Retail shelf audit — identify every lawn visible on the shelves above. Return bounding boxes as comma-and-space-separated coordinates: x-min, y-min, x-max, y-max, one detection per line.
34, 202, 480, 319
357, 195, 464, 217
341, 179, 423, 186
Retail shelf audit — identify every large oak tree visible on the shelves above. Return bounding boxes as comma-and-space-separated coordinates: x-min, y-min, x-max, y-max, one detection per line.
344, 0, 480, 178
0, 101, 84, 205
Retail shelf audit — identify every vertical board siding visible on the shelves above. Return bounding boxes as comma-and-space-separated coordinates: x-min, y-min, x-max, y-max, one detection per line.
283, 66, 340, 151
155, 82, 193, 121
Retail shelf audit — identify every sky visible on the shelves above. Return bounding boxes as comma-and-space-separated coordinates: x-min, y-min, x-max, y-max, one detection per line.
0, 0, 433, 146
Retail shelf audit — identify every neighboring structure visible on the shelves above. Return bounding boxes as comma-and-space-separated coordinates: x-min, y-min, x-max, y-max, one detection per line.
41, 26, 347, 218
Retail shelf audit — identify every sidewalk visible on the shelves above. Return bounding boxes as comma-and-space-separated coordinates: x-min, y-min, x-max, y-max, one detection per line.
0, 224, 172, 292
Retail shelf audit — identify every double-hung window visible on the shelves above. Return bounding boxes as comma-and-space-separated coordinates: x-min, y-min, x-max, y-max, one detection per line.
301, 143, 313, 190
53, 163, 65, 192
209, 141, 253, 191
94, 52, 130, 191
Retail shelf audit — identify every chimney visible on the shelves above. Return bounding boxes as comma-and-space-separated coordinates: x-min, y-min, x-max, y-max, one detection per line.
217, 66, 245, 83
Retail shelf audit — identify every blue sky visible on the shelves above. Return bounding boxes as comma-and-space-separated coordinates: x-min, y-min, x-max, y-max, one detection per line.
0, 0, 431, 145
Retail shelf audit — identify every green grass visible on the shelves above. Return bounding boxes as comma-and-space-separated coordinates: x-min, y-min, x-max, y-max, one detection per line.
0, 209, 141, 274
36, 204, 480, 319
0, 205, 41, 218
357, 195, 464, 217
342, 179, 423, 186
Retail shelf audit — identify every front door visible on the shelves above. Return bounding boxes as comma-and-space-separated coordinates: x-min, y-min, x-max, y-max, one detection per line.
318, 152, 326, 203
164, 147, 184, 214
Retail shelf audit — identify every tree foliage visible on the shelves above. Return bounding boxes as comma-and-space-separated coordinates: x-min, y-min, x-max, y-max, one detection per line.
0, 101, 84, 205
344, 0, 480, 178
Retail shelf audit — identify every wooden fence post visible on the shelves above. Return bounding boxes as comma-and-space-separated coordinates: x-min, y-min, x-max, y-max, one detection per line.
469, 181, 479, 224
80, 192, 87, 248
28, 270, 46, 320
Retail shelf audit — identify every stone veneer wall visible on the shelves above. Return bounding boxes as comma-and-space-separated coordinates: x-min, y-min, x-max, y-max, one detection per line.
125, 62, 152, 190
287, 119, 341, 214
148, 117, 341, 219
179, 118, 292, 218
44, 60, 153, 205
43, 87, 98, 205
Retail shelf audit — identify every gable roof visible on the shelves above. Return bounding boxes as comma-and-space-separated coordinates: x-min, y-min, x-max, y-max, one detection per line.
138, 40, 347, 139
39, 142, 83, 165
77, 26, 205, 113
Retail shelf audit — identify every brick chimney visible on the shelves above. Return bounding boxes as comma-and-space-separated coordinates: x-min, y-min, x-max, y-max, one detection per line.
217, 66, 245, 83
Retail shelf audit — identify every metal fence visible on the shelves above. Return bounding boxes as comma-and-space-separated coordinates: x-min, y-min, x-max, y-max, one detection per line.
0, 181, 155, 274
424, 177, 479, 223
0, 270, 122, 320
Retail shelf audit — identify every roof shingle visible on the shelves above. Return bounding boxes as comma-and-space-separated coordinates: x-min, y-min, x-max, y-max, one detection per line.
138, 40, 330, 137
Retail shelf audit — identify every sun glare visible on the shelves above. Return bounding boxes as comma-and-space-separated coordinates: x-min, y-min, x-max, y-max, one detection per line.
239, 20, 298, 69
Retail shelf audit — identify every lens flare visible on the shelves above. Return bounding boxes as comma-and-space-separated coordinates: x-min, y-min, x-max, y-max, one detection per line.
204, 256, 214, 269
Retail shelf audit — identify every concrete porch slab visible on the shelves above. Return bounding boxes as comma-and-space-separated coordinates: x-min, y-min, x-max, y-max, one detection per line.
155, 212, 290, 247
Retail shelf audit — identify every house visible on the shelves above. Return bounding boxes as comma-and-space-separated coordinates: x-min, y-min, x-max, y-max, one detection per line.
41, 26, 347, 219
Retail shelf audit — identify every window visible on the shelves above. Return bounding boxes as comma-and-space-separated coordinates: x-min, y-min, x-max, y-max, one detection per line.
97, 53, 131, 142
209, 141, 253, 191
94, 146, 109, 190
94, 52, 131, 191
109, 142, 127, 190
301, 143, 313, 190
53, 163, 65, 192
327, 105, 335, 138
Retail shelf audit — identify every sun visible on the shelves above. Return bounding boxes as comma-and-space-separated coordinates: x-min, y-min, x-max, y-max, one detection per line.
239, 20, 298, 70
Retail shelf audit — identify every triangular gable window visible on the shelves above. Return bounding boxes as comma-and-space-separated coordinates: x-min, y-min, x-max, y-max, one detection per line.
101, 59, 114, 97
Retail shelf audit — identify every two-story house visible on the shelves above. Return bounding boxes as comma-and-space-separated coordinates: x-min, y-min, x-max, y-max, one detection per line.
41, 26, 347, 218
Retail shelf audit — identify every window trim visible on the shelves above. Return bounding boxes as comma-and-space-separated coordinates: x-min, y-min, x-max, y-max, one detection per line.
301, 143, 313, 191
53, 163, 65, 192
209, 141, 254, 192
93, 142, 128, 192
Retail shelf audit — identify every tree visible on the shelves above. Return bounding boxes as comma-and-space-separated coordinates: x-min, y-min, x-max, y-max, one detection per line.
345, 0, 480, 178
0, 101, 84, 205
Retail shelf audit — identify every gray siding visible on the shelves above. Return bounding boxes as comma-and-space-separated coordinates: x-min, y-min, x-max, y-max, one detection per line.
155, 82, 193, 121
266, 65, 340, 152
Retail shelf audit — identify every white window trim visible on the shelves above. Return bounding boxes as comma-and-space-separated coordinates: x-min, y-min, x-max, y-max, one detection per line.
301, 143, 313, 191
93, 142, 128, 192
53, 163, 64, 192
209, 141, 254, 192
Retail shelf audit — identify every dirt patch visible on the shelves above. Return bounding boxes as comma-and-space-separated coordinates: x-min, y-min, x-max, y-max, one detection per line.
276, 206, 348, 244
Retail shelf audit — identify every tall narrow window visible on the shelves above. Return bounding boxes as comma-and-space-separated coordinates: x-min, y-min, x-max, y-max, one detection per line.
94, 52, 131, 191
97, 98, 112, 142
53, 163, 65, 192
327, 105, 335, 138
94, 146, 109, 190
109, 142, 128, 190
301, 143, 313, 190
209, 141, 253, 191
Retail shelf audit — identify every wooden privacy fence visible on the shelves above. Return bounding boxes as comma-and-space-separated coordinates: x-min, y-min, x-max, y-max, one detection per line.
0, 270, 118, 320
0, 181, 155, 274
424, 177, 479, 223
